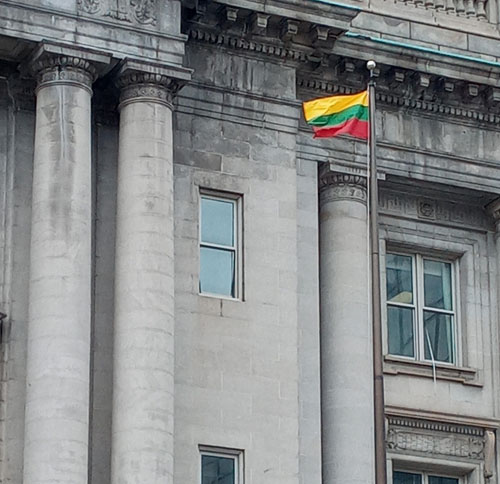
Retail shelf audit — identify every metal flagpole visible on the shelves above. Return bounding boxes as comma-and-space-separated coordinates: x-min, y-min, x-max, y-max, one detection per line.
367, 59, 387, 484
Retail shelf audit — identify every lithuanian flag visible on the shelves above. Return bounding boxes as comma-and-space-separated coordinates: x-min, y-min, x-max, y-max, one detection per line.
303, 90, 369, 140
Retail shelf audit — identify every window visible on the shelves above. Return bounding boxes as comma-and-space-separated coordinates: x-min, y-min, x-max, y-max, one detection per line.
200, 447, 242, 484
199, 192, 241, 299
394, 470, 459, 484
386, 253, 456, 364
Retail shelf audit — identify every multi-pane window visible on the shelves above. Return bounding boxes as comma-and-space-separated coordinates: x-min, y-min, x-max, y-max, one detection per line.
201, 449, 241, 484
386, 253, 456, 364
199, 193, 240, 298
394, 470, 459, 484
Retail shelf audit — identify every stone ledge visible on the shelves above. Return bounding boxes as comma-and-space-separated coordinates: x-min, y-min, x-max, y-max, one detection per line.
384, 355, 482, 387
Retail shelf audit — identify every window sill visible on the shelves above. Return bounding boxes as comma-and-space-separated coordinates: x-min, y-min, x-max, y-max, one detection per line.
199, 292, 241, 302
384, 355, 481, 387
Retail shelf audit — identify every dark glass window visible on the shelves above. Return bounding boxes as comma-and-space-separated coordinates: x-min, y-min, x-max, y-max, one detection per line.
202, 455, 236, 484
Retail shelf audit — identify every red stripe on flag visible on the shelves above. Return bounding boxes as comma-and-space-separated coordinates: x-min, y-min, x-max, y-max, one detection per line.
313, 117, 369, 140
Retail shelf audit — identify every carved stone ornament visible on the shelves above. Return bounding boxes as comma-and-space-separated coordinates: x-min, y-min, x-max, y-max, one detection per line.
31, 55, 97, 92
117, 72, 180, 108
77, 0, 101, 14
387, 427, 484, 459
386, 415, 495, 464
319, 168, 367, 205
130, 0, 157, 25
380, 190, 489, 230
77, 0, 157, 26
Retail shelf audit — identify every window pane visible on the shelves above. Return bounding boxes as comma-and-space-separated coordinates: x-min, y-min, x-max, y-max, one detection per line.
424, 260, 452, 310
393, 471, 422, 484
200, 247, 235, 297
387, 306, 415, 357
386, 254, 413, 304
429, 476, 458, 484
202, 455, 235, 484
201, 197, 234, 246
424, 311, 454, 363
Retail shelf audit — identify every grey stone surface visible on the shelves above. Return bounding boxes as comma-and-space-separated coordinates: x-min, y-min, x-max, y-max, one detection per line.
90, 123, 118, 484
319, 174, 374, 484
0, 0, 500, 483
24, 67, 93, 484
111, 91, 175, 483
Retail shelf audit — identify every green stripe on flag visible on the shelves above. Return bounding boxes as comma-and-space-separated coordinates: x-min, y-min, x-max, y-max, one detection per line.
307, 104, 369, 127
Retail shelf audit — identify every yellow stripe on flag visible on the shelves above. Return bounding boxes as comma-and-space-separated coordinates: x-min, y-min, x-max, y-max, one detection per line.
303, 91, 368, 123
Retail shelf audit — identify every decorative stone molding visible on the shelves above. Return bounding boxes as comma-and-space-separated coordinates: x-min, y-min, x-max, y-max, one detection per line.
187, 15, 500, 126
117, 72, 181, 109
130, 0, 157, 25
384, 355, 480, 386
77, 0, 157, 25
380, 190, 490, 230
77, 0, 101, 14
31, 55, 97, 93
389, 0, 487, 21
298, 77, 500, 126
319, 167, 367, 205
188, 28, 310, 62
386, 414, 492, 462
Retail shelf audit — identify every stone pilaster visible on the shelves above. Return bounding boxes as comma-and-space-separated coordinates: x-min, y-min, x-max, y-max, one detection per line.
318, 168, 375, 484
110, 69, 178, 484
24, 50, 97, 484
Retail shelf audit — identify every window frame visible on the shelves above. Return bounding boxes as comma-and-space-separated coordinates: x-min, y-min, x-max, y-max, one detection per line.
198, 190, 243, 300
392, 469, 463, 484
199, 445, 244, 484
385, 251, 460, 366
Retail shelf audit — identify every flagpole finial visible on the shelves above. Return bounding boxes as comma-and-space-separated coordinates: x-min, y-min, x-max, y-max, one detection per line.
366, 60, 377, 71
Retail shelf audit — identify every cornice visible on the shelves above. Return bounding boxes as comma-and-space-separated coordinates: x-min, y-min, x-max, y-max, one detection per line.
298, 76, 500, 127
185, 5, 500, 125
188, 27, 310, 63
386, 405, 500, 430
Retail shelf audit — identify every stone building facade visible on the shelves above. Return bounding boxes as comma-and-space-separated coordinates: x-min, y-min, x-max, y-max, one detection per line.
0, 0, 500, 483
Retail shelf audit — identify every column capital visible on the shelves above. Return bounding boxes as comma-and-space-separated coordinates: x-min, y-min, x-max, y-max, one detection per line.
116, 60, 192, 109
26, 43, 111, 93
117, 72, 179, 109
319, 166, 367, 205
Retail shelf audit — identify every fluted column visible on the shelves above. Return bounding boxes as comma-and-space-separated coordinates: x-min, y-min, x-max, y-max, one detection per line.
111, 71, 177, 484
24, 52, 96, 484
319, 170, 375, 484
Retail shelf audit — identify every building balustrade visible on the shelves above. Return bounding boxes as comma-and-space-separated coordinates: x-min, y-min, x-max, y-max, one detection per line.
390, 0, 488, 20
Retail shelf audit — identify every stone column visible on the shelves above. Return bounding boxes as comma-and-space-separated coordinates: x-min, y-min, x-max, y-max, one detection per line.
111, 71, 177, 484
24, 52, 96, 484
319, 170, 375, 484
